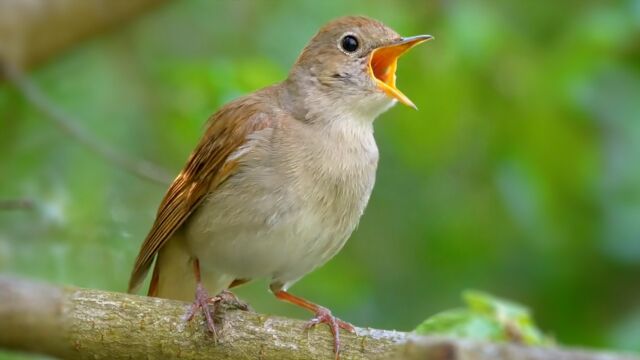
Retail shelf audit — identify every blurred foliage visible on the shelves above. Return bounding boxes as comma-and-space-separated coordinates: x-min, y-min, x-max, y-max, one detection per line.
1, 0, 639, 358
415, 290, 552, 345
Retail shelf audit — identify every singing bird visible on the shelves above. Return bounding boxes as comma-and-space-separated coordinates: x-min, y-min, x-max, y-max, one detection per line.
128, 16, 432, 358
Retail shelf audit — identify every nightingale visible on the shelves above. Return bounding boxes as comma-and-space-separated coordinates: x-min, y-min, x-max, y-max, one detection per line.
129, 15, 431, 359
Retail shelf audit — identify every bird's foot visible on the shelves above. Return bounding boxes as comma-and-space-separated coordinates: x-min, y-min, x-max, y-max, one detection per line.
216, 289, 252, 312
184, 283, 220, 339
305, 306, 355, 360
184, 286, 251, 341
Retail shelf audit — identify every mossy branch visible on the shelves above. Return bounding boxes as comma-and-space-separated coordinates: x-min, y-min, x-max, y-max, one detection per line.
0, 276, 406, 359
1, 276, 638, 360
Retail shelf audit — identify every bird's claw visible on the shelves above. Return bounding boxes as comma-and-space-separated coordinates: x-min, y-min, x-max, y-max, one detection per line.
184, 286, 250, 342
304, 306, 355, 359
184, 283, 219, 339
214, 289, 252, 311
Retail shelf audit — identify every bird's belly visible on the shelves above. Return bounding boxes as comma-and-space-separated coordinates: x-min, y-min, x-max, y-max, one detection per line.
184, 120, 377, 286
183, 178, 355, 284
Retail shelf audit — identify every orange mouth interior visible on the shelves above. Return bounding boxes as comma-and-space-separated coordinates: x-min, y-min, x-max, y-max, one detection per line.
368, 37, 432, 109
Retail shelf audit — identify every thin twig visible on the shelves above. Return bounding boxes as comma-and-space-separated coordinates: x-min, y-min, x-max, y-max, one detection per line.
0, 198, 34, 211
2, 62, 173, 185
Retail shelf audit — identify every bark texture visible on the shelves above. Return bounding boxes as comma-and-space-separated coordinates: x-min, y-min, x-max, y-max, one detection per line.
0, 276, 406, 359
1, 276, 639, 360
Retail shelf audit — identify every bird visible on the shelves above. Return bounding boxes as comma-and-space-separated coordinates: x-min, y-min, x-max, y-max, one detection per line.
128, 15, 432, 359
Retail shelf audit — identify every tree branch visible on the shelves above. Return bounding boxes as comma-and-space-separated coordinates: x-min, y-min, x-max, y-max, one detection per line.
0, 276, 638, 360
2, 63, 173, 185
0, 0, 169, 69
0, 0, 174, 185
0, 276, 405, 359
0, 198, 35, 211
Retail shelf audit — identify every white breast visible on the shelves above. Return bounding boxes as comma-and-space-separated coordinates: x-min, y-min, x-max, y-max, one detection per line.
184, 114, 379, 288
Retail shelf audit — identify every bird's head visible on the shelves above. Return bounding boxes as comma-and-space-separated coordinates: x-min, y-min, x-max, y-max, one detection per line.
286, 16, 432, 122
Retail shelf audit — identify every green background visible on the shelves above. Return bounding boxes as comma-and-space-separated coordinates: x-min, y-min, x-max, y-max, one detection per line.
1, 0, 639, 357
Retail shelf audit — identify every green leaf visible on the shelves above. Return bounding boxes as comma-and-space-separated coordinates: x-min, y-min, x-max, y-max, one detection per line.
414, 290, 553, 346
414, 308, 504, 341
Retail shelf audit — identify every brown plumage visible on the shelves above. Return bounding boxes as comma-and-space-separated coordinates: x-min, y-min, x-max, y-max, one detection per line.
129, 91, 277, 294
128, 15, 431, 359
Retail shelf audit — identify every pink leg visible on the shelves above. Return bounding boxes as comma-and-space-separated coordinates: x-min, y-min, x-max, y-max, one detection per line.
184, 259, 218, 337
183, 259, 251, 340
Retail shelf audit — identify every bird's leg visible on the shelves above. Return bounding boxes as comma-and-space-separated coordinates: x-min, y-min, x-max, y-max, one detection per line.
184, 260, 252, 340
184, 258, 218, 338
272, 286, 355, 360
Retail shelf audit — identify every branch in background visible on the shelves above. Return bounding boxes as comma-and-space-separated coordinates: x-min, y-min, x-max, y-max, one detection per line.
0, 276, 637, 360
2, 63, 173, 185
0, 0, 169, 69
0, 0, 173, 185
0, 198, 34, 211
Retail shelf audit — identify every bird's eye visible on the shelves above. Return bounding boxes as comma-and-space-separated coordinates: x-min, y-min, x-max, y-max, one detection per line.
340, 35, 359, 53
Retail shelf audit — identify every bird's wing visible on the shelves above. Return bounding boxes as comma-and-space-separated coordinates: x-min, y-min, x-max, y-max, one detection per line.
128, 97, 276, 293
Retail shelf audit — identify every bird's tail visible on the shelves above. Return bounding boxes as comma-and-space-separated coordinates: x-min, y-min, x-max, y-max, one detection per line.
147, 234, 233, 301
148, 236, 195, 301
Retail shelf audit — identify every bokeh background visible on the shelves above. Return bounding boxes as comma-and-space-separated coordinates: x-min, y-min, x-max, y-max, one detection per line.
1, 0, 639, 357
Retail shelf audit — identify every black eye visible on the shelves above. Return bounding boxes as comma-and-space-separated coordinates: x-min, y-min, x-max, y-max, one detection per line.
340, 35, 359, 53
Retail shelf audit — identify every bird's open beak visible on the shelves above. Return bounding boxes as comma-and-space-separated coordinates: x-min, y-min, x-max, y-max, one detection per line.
368, 35, 433, 109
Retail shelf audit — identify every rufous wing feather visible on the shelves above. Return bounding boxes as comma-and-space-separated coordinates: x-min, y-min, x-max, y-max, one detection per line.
128, 97, 275, 294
